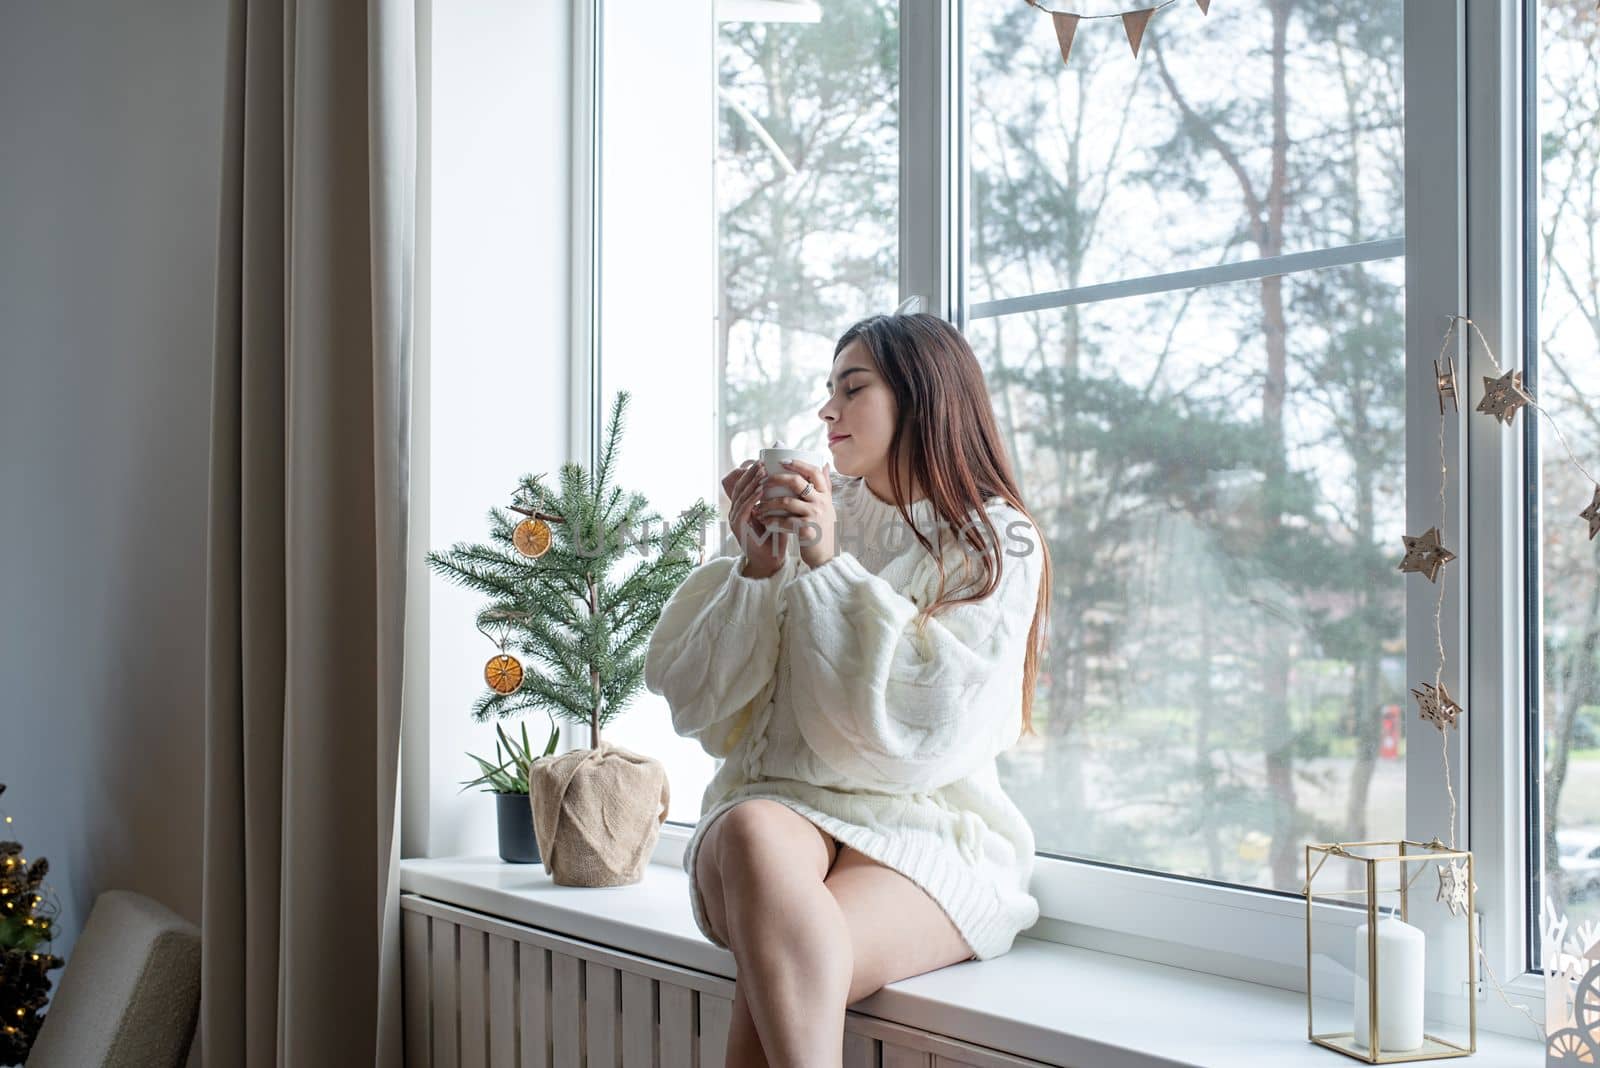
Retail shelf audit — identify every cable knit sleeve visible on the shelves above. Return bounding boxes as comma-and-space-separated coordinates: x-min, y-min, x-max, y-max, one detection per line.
644, 549, 799, 758
782, 510, 1043, 794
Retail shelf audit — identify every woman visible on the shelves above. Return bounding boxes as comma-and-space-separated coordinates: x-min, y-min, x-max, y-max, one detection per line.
643, 310, 1051, 1067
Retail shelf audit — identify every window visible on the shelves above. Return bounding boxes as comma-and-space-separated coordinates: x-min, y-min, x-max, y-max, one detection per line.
594, 0, 900, 826
574, 0, 1546, 1018
714, 0, 900, 469
965, 3, 1406, 896
1533, 0, 1600, 964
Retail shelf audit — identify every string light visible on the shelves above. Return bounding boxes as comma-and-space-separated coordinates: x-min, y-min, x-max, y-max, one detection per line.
1453, 314, 1600, 486
1412, 315, 1558, 1044
0, 785, 65, 1060
1430, 349, 1457, 850
1422, 314, 1600, 1047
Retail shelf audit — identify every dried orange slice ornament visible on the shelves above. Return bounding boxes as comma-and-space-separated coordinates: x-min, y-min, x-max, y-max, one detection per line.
513, 517, 552, 558
484, 653, 524, 694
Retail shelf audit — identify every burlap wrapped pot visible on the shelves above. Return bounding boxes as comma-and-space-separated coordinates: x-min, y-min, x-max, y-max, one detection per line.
527, 739, 670, 886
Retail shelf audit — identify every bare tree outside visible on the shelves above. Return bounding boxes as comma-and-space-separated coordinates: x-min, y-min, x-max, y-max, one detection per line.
1537, 0, 1600, 942
707, 0, 1596, 918
716, 0, 899, 478
962, 1, 1406, 893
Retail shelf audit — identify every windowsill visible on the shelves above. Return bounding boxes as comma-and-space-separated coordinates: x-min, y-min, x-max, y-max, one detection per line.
399, 856, 1541, 1067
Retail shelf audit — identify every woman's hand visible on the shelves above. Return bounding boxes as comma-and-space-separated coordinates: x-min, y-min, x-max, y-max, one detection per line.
722, 460, 786, 577
759, 458, 836, 570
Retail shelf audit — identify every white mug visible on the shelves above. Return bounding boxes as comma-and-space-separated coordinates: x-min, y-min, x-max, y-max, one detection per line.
759, 446, 828, 498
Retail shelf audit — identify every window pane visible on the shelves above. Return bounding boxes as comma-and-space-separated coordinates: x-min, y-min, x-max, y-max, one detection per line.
717, 0, 900, 470
1535, 0, 1600, 936
967, 2, 1404, 298
967, 2, 1408, 893
970, 259, 1408, 892
635, 0, 901, 827
593, 0, 718, 824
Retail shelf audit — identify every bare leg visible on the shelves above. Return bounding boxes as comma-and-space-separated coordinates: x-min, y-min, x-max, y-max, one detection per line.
701, 801, 848, 1068
724, 981, 770, 1068
695, 821, 770, 1067
823, 844, 976, 1005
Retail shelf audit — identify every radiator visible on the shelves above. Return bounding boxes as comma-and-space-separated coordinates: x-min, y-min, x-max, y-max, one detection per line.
401, 894, 1056, 1068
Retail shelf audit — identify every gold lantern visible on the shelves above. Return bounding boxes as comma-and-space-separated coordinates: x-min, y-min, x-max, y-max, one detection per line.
1304, 839, 1477, 1063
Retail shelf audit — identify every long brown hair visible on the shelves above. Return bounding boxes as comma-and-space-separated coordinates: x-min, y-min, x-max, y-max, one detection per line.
833, 311, 1052, 737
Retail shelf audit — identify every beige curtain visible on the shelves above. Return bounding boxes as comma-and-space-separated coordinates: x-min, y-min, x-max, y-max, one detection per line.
203, 1, 416, 1065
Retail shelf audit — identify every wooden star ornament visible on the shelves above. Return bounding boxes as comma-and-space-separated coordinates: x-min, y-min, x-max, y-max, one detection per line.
1411, 681, 1463, 732
1581, 485, 1600, 541
1434, 357, 1458, 414
1435, 858, 1474, 918
1397, 527, 1455, 583
1475, 368, 1532, 425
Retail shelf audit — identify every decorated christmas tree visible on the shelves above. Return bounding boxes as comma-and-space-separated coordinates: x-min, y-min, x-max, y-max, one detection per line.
0, 783, 63, 1065
425, 390, 718, 747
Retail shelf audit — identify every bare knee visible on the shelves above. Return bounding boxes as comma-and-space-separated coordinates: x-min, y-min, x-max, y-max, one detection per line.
694, 841, 730, 947
713, 800, 835, 887
714, 801, 788, 864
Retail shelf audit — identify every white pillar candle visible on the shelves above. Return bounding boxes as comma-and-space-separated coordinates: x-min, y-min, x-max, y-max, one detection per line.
1352, 915, 1426, 1052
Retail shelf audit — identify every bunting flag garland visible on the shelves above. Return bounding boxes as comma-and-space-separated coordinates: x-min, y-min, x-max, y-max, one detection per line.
1121, 7, 1156, 55
1023, 0, 1209, 68
1051, 12, 1081, 65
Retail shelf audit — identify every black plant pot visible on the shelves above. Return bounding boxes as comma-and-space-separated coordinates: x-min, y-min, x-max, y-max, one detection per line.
495, 791, 541, 864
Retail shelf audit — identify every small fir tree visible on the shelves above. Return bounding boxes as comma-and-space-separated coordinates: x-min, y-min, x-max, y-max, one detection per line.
425, 390, 718, 747
0, 783, 64, 1066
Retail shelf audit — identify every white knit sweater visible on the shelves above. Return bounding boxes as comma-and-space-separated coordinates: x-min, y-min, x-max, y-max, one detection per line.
643, 471, 1043, 961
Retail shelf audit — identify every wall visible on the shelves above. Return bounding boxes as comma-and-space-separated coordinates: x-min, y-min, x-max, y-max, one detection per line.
0, 0, 226, 986
0, 0, 579, 977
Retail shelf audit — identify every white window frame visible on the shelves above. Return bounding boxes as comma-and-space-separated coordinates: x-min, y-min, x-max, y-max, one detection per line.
1463, 0, 1535, 1021
570, 0, 1543, 1036
570, 0, 602, 479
